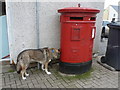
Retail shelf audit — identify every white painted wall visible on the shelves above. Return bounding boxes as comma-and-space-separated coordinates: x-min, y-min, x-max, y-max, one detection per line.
6, 2, 37, 64
108, 6, 118, 21
6, 1, 104, 63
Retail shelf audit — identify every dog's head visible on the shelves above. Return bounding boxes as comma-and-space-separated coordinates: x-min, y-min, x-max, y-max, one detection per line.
49, 48, 60, 59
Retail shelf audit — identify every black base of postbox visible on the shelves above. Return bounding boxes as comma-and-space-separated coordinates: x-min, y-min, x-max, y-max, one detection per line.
59, 60, 92, 74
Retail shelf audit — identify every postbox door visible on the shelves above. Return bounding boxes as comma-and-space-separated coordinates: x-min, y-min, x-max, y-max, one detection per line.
71, 26, 82, 41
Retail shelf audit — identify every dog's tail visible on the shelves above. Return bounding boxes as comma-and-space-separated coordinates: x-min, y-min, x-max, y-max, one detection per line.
16, 62, 22, 74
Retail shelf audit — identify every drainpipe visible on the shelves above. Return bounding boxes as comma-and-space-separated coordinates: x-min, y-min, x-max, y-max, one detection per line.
36, 0, 40, 69
36, 0, 39, 49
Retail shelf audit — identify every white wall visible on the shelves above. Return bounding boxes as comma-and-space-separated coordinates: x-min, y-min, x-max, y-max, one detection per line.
6, 2, 37, 64
108, 6, 118, 21
6, 1, 104, 63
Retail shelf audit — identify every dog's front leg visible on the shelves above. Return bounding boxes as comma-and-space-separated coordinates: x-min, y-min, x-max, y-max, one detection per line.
25, 71, 29, 76
45, 60, 51, 75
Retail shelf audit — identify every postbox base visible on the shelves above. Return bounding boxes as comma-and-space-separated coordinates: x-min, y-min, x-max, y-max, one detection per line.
59, 60, 92, 74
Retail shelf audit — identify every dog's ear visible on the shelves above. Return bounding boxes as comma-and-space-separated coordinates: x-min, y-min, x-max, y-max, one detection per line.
58, 49, 61, 54
58, 49, 60, 52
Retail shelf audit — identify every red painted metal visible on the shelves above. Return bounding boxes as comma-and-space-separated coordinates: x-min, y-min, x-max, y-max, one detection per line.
58, 7, 100, 13
58, 7, 100, 63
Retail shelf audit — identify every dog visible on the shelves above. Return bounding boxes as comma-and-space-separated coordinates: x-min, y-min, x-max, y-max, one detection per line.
16, 47, 60, 80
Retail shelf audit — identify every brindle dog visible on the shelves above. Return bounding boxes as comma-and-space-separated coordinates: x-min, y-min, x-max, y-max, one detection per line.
17, 48, 60, 80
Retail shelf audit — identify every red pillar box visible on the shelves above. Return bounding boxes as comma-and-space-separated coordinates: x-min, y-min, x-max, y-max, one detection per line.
58, 6, 100, 74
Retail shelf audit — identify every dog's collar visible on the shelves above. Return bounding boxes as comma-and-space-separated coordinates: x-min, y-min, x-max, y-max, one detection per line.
51, 49, 54, 53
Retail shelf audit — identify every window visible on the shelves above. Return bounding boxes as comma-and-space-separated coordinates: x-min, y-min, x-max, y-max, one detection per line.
0, 1, 6, 16
113, 14, 115, 17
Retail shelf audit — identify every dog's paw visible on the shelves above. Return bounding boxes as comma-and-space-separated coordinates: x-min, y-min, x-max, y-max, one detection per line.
47, 72, 51, 75
25, 73, 29, 77
22, 77, 26, 80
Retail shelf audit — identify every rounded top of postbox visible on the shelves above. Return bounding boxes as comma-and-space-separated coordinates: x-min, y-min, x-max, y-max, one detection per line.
58, 7, 100, 13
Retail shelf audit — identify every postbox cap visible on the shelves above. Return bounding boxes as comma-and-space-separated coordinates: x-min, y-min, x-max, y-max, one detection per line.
58, 7, 100, 13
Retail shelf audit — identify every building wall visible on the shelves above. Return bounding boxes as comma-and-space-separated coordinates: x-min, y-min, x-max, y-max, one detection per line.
103, 5, 118, 21
6, 2, 37, 63
108, 6, 118, 21
6, 1, 104, 63
103, 7, 109, 20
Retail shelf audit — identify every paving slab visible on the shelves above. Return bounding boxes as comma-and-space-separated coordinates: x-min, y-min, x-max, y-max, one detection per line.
1, 58, 119, 89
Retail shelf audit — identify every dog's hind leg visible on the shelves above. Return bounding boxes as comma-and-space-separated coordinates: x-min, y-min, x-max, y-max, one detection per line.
41, 64, 45, 71
25, 67, 29, 77
38, 63, 40, 69
21, 69, 26, 80
24, 64, 29, 77
44, 60, 51, 75
20, 65, 27, 80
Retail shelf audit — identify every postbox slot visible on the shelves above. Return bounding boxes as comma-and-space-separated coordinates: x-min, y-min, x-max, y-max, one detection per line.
90, 17, 96, 21
70, 17, 83, 21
